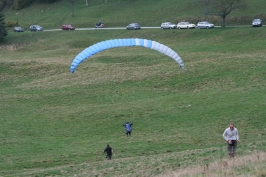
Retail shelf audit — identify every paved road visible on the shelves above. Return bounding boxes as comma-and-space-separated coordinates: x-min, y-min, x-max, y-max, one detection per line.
43, 25, 264, 32
44, 27, 160, 31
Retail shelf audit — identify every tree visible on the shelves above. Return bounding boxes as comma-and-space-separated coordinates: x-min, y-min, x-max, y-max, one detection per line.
202, 0, 247, 27
0, 12, 7, 43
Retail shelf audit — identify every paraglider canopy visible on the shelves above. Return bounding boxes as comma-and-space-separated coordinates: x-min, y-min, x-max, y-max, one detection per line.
70, 38, 184, 73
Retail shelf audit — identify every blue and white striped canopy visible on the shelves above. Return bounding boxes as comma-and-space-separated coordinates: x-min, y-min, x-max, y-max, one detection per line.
70, 38, 184, 73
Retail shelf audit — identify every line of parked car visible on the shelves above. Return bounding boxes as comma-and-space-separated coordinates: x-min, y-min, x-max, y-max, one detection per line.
13, 24, 76, 32
126, 19, 263, 30
13, 25, 45, 32
13, 19, 263, 32
161, 21, 216, 29
125, 21, 215, 30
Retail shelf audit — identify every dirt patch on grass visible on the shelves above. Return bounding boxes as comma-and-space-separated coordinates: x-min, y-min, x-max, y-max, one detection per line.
161, 151, 266, 177
0, 43, 27, 51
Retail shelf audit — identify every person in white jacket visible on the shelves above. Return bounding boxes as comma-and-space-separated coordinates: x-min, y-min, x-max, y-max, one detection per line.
223, 122, 241, 158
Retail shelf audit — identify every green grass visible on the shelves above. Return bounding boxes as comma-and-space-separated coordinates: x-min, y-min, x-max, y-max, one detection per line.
1, 27, 266, 176
1, 1, 266, 176
3, 0, 266, 30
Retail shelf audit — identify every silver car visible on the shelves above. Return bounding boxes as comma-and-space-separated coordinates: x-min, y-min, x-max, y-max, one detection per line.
252, 19, 262, 27
30, 25, 43, 32
14, 26, 24, 32
126, 23, 141, 30
161, 22, 177, 29
197, 21, 214, 29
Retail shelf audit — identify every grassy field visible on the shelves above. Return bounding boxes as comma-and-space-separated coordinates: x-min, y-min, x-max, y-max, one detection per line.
1, 0, 266, 176
1, 26, 266, 177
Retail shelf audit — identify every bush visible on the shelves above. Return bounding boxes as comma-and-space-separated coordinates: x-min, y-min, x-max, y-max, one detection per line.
14, 0, 35, 10
5, 20, 17, 27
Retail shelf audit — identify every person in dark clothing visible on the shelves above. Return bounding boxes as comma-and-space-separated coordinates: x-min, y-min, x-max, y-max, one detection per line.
104, 144, 113, 160
122, 122, 133, 136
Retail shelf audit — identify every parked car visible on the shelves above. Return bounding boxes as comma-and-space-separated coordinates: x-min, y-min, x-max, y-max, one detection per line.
161, 22, 177, 29
197, 21, 214, 29
61, 24, 75, 30
14, 26, 24, 32
177, 22, 196, 29
29, 25, 43, 32
95, 22, 104, 28
126, 23, 141, 30
252, 19, 262, 27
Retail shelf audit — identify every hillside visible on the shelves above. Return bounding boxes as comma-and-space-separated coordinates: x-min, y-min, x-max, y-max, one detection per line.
1, 0, 266, 176
3, 0, 266, 30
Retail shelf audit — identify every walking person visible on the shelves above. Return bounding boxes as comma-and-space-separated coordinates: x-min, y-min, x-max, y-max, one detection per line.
223, 122, 241, 158
122, 122, 133, 137
104, 144, 114, 160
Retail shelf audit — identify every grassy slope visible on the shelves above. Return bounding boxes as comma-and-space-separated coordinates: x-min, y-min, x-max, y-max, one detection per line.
1, 0, 266, 176
3, 0, 266, 29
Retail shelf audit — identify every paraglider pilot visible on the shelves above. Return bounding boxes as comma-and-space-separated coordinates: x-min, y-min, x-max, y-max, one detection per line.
122, 122, 133, 136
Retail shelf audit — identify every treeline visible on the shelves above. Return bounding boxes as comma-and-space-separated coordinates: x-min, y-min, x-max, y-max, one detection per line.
0, 0, 60, 10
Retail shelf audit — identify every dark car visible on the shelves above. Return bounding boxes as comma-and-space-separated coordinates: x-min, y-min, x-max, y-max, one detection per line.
30, 25, 43, 32
95, 22, 104, 28
14, 27, 24, 32
252, 19, 262, 27
126, 23, 141, 30
61, 24, 75, 30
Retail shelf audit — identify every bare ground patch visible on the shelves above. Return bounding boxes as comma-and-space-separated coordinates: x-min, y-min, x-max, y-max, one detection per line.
160, 151, 266, 177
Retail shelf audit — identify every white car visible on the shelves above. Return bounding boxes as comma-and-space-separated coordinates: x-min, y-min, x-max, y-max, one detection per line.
161, 22, 177, 29
252, 19, 262, 27
177, 22, 196, 29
